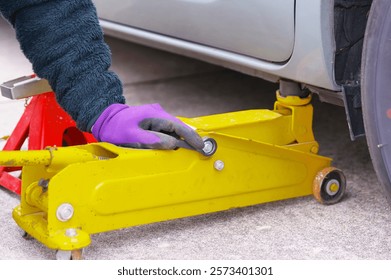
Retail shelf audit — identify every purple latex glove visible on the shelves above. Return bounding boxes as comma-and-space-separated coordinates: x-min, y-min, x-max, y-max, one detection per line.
92, 103, 204, 150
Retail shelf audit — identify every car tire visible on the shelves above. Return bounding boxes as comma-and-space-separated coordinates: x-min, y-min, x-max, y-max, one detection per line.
361, 0, 391, 202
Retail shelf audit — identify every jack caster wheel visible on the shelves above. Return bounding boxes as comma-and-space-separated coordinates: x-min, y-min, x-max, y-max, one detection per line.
55, 249, 83, 260
22, 231, 33, 240
313, 167, 346, 205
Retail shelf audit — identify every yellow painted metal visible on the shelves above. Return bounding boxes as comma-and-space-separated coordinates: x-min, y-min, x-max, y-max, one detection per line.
330, 183, 339, 193
0, 149, 51, 166
1, 92, 333, 252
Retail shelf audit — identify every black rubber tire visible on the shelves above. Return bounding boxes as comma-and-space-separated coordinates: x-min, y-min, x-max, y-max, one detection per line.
361, 0, 391, 202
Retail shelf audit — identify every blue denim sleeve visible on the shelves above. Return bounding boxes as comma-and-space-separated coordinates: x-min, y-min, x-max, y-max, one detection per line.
0, 0, 126, 131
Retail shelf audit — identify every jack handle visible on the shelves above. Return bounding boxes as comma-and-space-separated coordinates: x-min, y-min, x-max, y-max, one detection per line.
0, 137, 216, 170
0, 149, 51, 167
0, 146, 103, 170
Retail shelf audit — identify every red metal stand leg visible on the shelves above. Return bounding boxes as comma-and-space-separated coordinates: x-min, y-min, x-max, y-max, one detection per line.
0, 92, 96, 194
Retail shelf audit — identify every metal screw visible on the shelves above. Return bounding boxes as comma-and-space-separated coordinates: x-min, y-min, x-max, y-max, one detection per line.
214, 160, 225, 171
56, 203, 74, 222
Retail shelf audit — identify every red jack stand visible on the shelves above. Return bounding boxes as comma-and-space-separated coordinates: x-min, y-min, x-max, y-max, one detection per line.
0, 77, 96, 194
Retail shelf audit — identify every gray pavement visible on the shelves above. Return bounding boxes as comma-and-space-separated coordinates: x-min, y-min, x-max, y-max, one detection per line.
1, 18, 391, 260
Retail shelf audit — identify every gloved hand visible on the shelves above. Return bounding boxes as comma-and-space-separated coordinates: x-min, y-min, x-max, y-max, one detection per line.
91, 103, 204, 150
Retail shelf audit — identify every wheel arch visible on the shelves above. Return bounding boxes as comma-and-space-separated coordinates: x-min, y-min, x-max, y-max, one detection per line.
333, 0, 373, 140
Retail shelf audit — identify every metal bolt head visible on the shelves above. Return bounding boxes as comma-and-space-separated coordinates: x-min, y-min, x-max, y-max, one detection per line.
38, 178, 49, 188
214, 160, 225, 171
203, 140, 214, 154
310, 145, 319, 154
200, 137, 217, 156
56, 203, 74, 222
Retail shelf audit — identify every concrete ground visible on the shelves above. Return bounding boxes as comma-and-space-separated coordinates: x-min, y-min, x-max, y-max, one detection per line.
1, 17, 391, 260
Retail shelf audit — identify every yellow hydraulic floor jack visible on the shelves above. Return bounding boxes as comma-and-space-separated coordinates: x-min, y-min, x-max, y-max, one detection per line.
0, 79, 346, 260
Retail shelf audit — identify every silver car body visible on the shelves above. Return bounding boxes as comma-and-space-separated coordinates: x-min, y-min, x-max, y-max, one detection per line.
94, 0, 340, 93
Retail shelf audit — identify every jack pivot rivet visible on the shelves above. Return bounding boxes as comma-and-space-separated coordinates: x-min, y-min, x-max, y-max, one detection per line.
214, 160, 225, 171
56, 203, 74, 222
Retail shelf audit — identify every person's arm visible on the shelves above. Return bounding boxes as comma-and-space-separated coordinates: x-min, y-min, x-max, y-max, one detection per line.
0, 0, 204, 150
0, 0, 124, 131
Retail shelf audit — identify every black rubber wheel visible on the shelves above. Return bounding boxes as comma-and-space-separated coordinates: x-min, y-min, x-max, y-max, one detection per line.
361, 0, 391, 202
